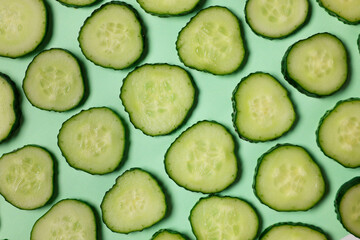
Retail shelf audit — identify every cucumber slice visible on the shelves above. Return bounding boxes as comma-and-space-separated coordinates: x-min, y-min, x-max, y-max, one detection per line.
176, 6, 246, 75
120, 63, 196, 136
259, 222, 328, 240
245, 0, 309, 39
317, 98, 360, 168
0, 145, 54, 210
78, 1, 144, 70
56, 0, 99, 7
165, 121, 238, 193
101, 168, 167, 233
317, 0, 360, 24
335, 177, 360, 238
232, 72, 296, 142
0, 0, 47, 58
23, 48, 85, 112
254, 144, 325, 211
136, 0, 201, 16
190, 195, 259, 240
58, 107, 126, 175
282, 32, 348, 97
31, 199, 97, 240
0, 73, 20, 143
151, 229, 187, 240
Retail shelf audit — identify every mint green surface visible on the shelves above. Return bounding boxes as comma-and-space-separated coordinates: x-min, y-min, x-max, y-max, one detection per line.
0, 0, 359, 239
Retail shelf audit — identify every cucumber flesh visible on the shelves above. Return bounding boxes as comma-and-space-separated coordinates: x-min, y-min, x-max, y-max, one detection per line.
0, 0, 47, 58
190, 196, 259, 240
176, 6, 246, 75
245, 0, 309, 38
101, 168, 167, 233
232, 72, 296, 142
0, 145, 54, 210
254, 144, 325, 211
317, 98, 360, 168
136, 0, 200, 16
165, 121, 238, 193
23, 48, 85, 112
31, 199, 97, 240
318, 0, 360, 24
120, 64, 195, 136
58, 107, 126, 175
151, 229, 187, 240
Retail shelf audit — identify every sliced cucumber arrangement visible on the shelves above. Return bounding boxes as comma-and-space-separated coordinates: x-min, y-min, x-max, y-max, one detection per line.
259, 222, 328, 240
165, 121, 238, 193
190, 195, 259, 240
56, 0, 99, 7
0, 0, 47, 58
176, 6, 246, 75
23, 48, 85, 112
136, 0, 201, 16
58, 107, 126, 175
245, 0, 309, 39
282, 32, 348, 97
254, 144, 325, 211
0, 145, 54, 210
335, 177, 360, 238
101, 168, 167, 233
317, 0, 360, 24
317, 98, 360, 168
120, 63, 195, 136
232, 72, 296, 142
151, 229, 187, 240
0, 73, 20, 143
78, 1, 144, 70
31, 199, 97, 240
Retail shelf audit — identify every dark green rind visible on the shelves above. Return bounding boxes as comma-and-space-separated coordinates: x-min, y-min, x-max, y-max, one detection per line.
358, 34, 360, 54
0, 145, 54, 210
281, 32, 349, 98
0, 73, 21, 144
231, 72, 297, 143
176, 6, 247, 76
30, 199, 97, 240
164, 120, 239, 194
244, 0, 311, 40
120, 63, 197, 137
100, 168, 167, 234
259, 222, 329, 240
22, 48, 86, 112
316, 0, 360, 25
56, 0, 100, 8
78, 1, 146, 70
151, 229, 189, 240
189, 195, 260, 240
253, 143, 326, 212
57, 107, 126, 175
136, 0, 203, 17
316, 98, 360, 168
334, 177, 360, 238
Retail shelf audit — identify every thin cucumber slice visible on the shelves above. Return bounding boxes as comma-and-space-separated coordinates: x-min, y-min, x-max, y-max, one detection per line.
0, 145, 54, 210
23, 48, 85, 112
317, 98, 360, 168
232, 72, 296, 142
58, 107, 126, 175
317, 0, 360, 24
151, 229, 187, 240
254, 144, 325, 211
101, 168, 167, 233
190, 195, 259, 240
335, 177, 360, 238
259, 222, 328, 240
78, 1, 144, 70
165, 121, 238, 193
136, 0, 201, 16
56, 0, 99, 7
282, 32, 348, 97
176, 6, 246, 75
0, 73, 20, 143
31, 199, 97, 240
120, 63, 196, 136
0, 0, 47, 58
245, 0, 309, 39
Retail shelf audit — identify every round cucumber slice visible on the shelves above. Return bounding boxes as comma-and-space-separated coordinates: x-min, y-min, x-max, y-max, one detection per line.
136, 0, 201, 16
151, 229, 187, 240
317, 0, 360, 24
56, 0, 99, 7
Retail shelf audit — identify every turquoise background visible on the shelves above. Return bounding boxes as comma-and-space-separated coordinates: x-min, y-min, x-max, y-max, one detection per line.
0, 0, 359, 239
